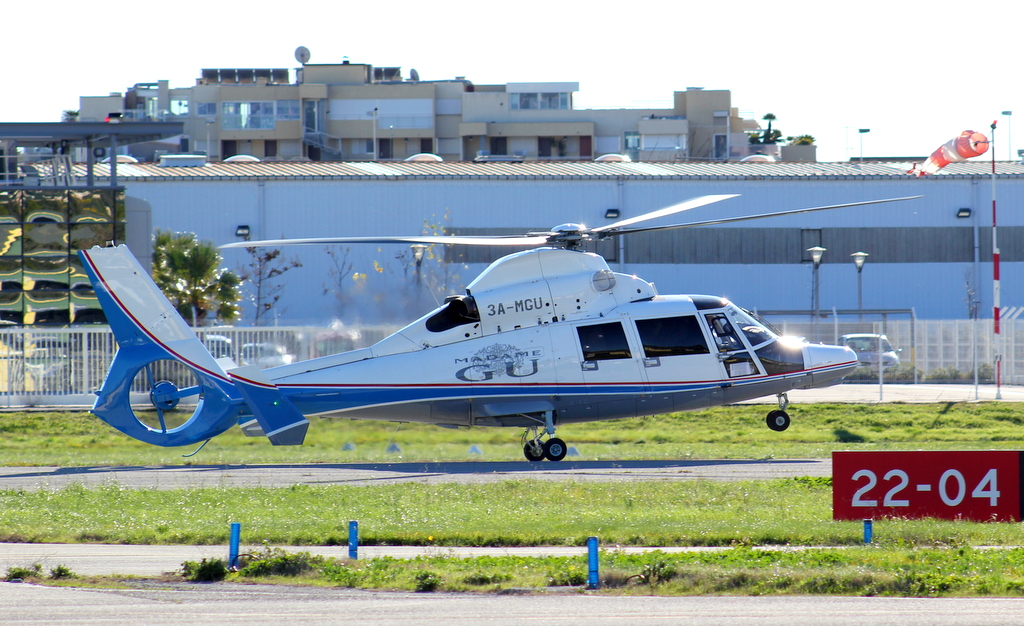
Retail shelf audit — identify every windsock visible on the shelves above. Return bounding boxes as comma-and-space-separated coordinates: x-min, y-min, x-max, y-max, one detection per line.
909, 130, 989, 176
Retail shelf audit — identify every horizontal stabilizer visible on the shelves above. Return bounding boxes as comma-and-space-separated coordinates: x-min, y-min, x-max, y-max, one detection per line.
229, 365, 309, 445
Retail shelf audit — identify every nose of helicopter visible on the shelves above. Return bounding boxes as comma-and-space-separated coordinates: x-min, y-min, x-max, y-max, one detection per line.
804, 343, 859, 386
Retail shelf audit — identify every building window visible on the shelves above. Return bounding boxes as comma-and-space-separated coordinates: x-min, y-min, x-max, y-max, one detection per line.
713, 134, 728, 160
511, 92, 569, 110
0, 188, 124, 326
276, 100, 300, 120
169, 98, 190, 116
489, 137, 507, 156
221, 102, 275, 130
196, 102, 217, 117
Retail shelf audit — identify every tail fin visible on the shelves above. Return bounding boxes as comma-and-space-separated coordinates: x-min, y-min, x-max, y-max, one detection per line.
80, 246, 245, 447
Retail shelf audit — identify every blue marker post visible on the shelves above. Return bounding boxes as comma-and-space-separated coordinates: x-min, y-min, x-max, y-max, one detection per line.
228, 522, 241, 569
586, 536, 600, 590
863, 519, 873, 544
349, 521, 359, 560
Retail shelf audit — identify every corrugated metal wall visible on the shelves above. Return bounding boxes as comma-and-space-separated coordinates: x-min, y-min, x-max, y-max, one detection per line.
120, 173, 1024, 324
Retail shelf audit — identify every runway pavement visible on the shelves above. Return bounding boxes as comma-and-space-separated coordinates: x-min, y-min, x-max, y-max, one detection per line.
3, 384, 1024, 624
0, 457, 831, 491
6, 583, 1024, 626
753, 383, 1024, 404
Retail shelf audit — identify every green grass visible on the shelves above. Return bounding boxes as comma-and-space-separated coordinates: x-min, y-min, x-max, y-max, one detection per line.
3, 478, 1024, 547
17, 546, 1024, 596
7, 402, 1024, 596
222, 546, 1024, 596
2, 401, 1024, 465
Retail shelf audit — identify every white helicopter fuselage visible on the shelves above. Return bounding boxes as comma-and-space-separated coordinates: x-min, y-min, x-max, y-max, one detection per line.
263, 248, 855, 428
82, 192, 911, 457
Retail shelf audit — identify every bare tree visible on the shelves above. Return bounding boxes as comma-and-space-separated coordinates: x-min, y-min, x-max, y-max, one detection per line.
240, 247, 302, 326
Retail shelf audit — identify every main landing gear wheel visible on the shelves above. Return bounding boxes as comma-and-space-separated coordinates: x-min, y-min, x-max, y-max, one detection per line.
524, 440, 545, 462
766, 409, 791, 432
543, 437, 567, 462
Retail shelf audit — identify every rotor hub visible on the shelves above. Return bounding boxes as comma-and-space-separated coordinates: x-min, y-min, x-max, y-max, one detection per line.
548, 223, 593, 249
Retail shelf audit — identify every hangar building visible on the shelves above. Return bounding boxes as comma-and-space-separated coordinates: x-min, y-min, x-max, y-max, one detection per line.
49, 157, 1024, 326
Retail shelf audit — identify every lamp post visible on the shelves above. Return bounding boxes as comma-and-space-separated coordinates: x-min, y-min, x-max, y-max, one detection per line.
808, 246, 826, 322
858, 129, 870, 162
411, 244, 426, 280
852, 251, 868, 321
411, 244, 427, 307
1002, 111, 1013, 161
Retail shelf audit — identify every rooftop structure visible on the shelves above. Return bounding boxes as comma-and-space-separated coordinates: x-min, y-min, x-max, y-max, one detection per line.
75, 57, 778, 163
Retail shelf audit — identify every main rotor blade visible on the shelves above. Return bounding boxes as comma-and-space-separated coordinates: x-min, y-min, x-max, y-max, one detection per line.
599, 196, 922, 237
221, 234, 552, 249
593, 194, 739, 233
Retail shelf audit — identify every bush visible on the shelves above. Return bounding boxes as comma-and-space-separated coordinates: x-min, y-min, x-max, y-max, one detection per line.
237, 547, 324, 577
5, 563, 42, 581
49, 564, 75, 580
414, 570, 441, 592
181, 558, 228, 582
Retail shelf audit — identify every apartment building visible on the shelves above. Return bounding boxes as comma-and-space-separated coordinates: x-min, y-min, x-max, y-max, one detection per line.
78, 59, 764, 162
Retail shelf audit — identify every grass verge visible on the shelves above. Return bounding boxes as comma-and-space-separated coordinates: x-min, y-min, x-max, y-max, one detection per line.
2, 401, 1024, 465
4, 478, 1024, 547
187, 545, 1024, 596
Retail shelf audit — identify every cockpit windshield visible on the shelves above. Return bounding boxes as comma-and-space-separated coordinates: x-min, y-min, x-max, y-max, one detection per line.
726, 306, 777, 349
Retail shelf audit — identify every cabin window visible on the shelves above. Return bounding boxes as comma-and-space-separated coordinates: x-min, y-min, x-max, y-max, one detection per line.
635, 316, 709, 357
722, 352, 758, 377
426, 295, 480, 332
577, 322, 632, 361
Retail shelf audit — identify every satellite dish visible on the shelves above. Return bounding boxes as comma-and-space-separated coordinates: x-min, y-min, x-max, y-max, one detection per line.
410, 68, 420, 81
294, 46, 311, 65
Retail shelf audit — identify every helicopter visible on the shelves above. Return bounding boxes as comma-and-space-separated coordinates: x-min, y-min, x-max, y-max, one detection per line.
81, 193, 918, 461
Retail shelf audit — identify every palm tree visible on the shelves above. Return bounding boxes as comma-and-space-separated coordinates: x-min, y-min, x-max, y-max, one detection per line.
152, 230, 241, 325
761, 113, 781, 144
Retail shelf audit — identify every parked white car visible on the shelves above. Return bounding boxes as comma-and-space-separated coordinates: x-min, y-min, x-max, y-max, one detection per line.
841, 333, 900, 370
240, 343, 294, 368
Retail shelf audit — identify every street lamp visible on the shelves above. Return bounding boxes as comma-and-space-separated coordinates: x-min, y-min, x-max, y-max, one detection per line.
858, 129, 870, 162
851, 251, 868, 321
411, 244, 427, 302
1002, 111, 1013, 161
807, 246, 826, 321
411, 244, 427, 277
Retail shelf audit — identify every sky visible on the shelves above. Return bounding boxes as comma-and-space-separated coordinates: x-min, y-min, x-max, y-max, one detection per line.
4, 0, 1021, 163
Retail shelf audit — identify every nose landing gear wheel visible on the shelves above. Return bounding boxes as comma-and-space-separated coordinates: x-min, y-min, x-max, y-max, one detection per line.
766, 409, 791, 432
524, 440, 545, 462
543, 437, 567, 461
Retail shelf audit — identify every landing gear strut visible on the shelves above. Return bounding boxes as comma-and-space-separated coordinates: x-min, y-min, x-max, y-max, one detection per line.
766, 392, 791, 432
521, 410, 568, 461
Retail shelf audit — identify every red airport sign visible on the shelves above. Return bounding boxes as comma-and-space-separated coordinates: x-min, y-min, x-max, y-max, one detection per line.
833, 451, 1023, 522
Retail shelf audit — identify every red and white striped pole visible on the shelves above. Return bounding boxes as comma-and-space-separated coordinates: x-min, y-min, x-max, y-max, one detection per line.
991, 120, 1002, 399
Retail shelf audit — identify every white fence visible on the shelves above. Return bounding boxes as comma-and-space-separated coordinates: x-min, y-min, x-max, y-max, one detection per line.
0, 324, 399, 407
771, 319, 1019, 384
0, 319, 1018, 407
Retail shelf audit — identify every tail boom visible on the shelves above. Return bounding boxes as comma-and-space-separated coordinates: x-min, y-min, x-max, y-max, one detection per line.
81, 246, 244, 447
